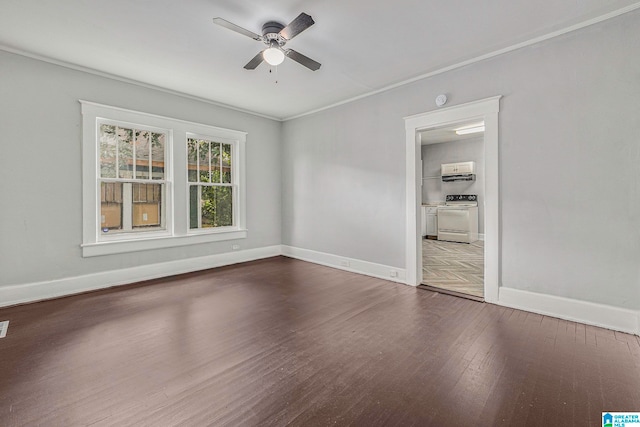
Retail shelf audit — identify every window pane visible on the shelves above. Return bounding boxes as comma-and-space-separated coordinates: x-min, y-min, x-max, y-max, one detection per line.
100, 182, 123, 232
187, 139, 198, 183
221, 143, 232, 184
135, 130, 150, 179
99, 124, 117, 178
201, 186, 233, 228
198, 140, 210, 183
211, 142, 221, 183
151, 132, 165, 180
189, 185, 198, 229
132, 183, 162, 229
100, 181, 164, 234
117, 127, 133, 179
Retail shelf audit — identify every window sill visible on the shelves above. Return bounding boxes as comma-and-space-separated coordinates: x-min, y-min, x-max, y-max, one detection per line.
82, 229, 248, 257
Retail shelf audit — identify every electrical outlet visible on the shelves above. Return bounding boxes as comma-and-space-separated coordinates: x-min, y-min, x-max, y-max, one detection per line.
390, 270, 398, 278
340, 260, 350, 267
232, 244, 240, 250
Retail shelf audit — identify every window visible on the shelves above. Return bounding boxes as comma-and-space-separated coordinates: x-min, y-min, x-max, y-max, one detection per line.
98, 123, 167, 235
81, 101, 247, 257
187, 137, 234, 230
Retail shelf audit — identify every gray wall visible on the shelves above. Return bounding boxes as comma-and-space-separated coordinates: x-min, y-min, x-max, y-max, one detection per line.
421, 137, 485, 233
282, 10, 640, 310
0, 51, 282, 286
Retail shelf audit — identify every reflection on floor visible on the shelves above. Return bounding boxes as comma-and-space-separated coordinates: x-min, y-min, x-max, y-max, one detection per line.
422, 238, 484, 299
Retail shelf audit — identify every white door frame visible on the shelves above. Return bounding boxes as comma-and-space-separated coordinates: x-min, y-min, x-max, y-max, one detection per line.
404, 96, 501, 303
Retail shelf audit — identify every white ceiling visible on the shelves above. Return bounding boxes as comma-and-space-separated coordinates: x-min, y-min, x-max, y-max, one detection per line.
1, 0, 638, 120
420, 120, 484, 145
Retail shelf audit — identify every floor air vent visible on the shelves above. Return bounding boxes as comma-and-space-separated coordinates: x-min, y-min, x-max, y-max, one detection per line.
0, 321, 9, 338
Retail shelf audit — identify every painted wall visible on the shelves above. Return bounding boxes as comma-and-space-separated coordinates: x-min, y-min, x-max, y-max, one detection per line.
421, 137, 485, 234
0, 51, 282, 287
282, 10, 640, 310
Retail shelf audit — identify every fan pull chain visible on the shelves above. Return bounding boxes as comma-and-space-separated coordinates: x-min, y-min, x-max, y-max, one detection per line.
269, 66, 278, 84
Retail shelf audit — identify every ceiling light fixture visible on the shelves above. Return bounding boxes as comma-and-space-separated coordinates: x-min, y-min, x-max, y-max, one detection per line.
263, 41, 285, 66
455, 123, 485, 135
213, 13, 320, 71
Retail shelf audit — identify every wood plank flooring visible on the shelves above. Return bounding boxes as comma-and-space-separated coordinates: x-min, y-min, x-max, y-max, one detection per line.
0, 256, 639, 426
422, 238, 484, 298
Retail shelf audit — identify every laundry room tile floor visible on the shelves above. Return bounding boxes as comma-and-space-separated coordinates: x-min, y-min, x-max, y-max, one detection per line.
421, 238, 484, 299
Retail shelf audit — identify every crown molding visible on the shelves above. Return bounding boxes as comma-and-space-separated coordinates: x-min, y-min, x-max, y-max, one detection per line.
0, 44, 282, 122
2, 2, 639, 122
283, 3, 640, 121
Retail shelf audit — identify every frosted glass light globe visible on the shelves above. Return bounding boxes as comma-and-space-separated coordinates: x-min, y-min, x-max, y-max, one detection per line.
263, 47, 285, 66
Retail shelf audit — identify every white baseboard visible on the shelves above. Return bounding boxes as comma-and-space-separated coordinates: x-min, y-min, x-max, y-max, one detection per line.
281, 245, 407, 284
3, 244, 637, 336
0, 245, 281, 308
498, 287, 640, 336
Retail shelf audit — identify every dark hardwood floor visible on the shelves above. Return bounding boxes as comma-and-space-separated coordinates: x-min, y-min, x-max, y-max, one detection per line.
0, 256, 638, 426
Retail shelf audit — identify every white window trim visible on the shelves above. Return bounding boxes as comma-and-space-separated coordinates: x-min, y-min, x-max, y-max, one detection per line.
81, 101, 247, 257
185, 132, 240, 233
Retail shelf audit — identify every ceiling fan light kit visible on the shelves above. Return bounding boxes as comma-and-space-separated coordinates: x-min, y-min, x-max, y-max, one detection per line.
263, 41, 285, 66
212, 13, 321, 71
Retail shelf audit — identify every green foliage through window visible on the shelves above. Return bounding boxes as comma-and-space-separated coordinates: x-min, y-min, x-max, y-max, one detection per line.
187, 137, 234, 229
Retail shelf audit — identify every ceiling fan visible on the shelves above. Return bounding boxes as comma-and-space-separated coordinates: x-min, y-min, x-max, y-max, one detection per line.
212, 13, 321, 71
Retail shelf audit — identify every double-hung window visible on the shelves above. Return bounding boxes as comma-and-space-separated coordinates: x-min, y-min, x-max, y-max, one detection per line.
81, 101, 246, 257
98, 122, 168, 235
187, 136, 235, 230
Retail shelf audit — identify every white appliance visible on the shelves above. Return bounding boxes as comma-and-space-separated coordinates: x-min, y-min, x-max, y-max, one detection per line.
437, 195, 479, 243
441, 161, 475, 182
421, 206, 439, 238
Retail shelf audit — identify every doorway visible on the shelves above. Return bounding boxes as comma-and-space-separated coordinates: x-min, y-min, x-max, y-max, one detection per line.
419, 122, 485, 300
404, 96, 500, 303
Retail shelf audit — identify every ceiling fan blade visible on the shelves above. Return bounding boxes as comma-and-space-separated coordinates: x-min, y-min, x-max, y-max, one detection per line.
244, 51, 265, 70
212, 18, 262, 41
279, 13, 315, 40
285, 49, 321, 71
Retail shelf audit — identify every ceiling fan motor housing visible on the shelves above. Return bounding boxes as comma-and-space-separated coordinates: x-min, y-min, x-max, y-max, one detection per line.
262, 21, 287, 46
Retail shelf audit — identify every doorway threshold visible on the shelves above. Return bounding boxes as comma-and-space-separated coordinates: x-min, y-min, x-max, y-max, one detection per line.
418, 284, 484, 302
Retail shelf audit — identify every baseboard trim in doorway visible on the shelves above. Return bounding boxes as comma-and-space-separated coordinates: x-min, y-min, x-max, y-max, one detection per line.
0, 245, 282, 308
418, 284, 484, 302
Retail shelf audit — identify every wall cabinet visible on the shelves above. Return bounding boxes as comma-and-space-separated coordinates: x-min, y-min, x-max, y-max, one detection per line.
441, 161, 475, 175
